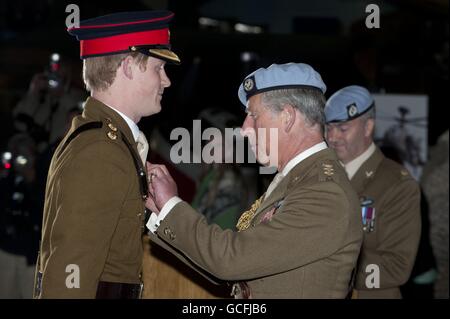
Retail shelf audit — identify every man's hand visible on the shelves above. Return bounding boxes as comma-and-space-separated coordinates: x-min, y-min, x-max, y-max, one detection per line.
145, 162, 178, 214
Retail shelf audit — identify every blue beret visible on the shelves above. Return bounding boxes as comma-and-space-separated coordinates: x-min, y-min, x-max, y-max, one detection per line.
238, 63, 326, 107
68, 10, 180, 64
324, 85, 374, 123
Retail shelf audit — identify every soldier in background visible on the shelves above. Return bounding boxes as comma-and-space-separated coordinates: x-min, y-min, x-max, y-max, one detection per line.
325, 85, 421, 298
13, 53, 86, 151
192, 108, 248, 230
422, 130, 449, 299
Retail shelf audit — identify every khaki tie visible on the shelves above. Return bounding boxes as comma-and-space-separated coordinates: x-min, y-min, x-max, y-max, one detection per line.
136, 131, 149, 166
265, 172, 284, 198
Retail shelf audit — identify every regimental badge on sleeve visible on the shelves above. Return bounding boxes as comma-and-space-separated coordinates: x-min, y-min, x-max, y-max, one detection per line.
360, 197, 376, 232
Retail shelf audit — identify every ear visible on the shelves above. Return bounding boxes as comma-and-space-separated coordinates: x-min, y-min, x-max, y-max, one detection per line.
282, 104, 296, 133
120, 56, 134, 80
364, 118, 375, 138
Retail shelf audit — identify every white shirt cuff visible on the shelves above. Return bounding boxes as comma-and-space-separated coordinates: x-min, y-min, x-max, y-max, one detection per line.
146, 196, 182, 233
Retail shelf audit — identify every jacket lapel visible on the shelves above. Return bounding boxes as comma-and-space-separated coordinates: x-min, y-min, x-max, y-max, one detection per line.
350, 147, 384, 193
253, 148, 334, 219
255, 176, 289, 216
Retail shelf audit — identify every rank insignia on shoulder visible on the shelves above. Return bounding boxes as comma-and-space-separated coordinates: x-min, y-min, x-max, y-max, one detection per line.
400, 169, 409, 177
322, 163, 335, 178
360, 196, 376, 232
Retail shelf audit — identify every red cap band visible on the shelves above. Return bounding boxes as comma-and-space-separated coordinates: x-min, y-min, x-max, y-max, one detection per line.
80, 28, 169, 57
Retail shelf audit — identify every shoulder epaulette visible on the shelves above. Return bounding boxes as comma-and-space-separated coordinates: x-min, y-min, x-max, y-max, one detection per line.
318, 160, 339, 182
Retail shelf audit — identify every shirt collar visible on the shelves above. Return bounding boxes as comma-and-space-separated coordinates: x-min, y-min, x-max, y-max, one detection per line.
281, 141, 328, 176
344, 142, 376, 180
103, 103, 140, 142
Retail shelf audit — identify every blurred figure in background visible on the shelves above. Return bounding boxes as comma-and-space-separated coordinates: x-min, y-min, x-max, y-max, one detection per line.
192, 108, 248, 230
12, 53, 86, 151
381, 145, 437, 299
325, 85, 421, 299
422, 130, 449, 299
0, 134, 44, 298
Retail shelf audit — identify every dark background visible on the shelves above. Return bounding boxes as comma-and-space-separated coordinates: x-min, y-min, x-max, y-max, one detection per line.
0, 0, 448, 149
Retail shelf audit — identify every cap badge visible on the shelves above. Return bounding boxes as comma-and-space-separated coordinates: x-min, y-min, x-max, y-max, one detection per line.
347, 103, 358, 118
243, 78, 254, 92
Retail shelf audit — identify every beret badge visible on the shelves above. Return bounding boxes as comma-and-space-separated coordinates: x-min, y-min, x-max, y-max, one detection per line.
347, 103, 358, 118
243, 77, 255, 92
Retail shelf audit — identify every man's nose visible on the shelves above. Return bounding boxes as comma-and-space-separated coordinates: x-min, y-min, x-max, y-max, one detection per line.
325, 126, 336, 142
161, 69, 171, 88
240, 115, 254, 138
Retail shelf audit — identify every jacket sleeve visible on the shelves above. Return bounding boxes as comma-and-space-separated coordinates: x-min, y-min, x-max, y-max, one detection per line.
39, 141, 131, 298
356, 178, 421, 289
147, 232, 224, 285
154, 181, 353, 281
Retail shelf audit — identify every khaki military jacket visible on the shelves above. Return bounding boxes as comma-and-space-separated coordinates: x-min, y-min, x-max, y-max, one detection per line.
150, 148, 363, 298
351, 147, 421, 299
36, 97, 146, 298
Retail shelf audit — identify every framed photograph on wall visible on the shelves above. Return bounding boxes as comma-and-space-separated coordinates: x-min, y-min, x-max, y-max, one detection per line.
373, 94, 428, 181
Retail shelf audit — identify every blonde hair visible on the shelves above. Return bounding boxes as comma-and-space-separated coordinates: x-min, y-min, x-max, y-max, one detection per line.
83, 52, 148, 92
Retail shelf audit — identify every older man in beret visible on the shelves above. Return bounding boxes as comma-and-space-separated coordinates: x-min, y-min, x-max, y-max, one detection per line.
324, 85, 421, 298
144, 63, 363, 298
35, 10, 180, 299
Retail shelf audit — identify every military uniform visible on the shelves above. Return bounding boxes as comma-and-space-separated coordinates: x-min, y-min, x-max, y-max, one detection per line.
35, 97, 147, 298
34, 10, 180, 299
351, 147, 421, 298
324, 85, 422, 299
149, 148, 363, 298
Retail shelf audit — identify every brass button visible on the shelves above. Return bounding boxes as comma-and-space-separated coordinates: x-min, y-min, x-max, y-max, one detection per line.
107, 131, 117, 140
107, 122, 118, 132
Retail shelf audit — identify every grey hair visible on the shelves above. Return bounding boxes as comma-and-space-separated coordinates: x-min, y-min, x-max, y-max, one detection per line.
261, 88, 326, 129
